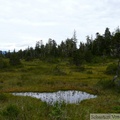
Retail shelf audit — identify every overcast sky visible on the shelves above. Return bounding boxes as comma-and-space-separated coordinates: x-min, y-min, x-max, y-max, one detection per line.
0, 0, 120, 51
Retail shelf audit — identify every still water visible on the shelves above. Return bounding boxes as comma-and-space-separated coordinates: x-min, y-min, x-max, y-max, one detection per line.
12, 90, 97, 104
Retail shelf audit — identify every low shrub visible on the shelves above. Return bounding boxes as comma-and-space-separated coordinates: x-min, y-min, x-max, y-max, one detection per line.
0, 94, 8, 102
96, 79, 115, 89
0, 58, 8, 69
113, 106, 120, 112
53, 65, 67, 76
49, 101, 67, 120
86, 70, 93, 74
9, 54, 21, 66
75, 66, 85, 72
2, 104, 20, 119
45, 57, 60, 64
105, 63, 117, 75
92, 56, 107, 63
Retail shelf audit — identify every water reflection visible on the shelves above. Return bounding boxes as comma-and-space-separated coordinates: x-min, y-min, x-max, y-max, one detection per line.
12, 91, 97, 104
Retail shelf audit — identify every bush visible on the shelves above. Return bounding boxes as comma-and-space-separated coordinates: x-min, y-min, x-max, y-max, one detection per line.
2, 104, 20, 119
9, 54, 21, 66
105, 63, 117, 75
92, 56, 106, 63
0, 94, 8, 102
49, 101, 67, 120
25, 56, 33, 61
96, 79, 115, 89
84, 50, 93, 63
72, 51, 85, 66
0, 58, 8, 69
86, 70, 93, 74
75, 66, 85, 72
45, 57, 60, 64
53, 65, 67, 76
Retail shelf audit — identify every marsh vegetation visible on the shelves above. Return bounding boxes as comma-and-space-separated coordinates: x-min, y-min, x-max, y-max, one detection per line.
0, 27, 120, 119
0, 58, 120, 120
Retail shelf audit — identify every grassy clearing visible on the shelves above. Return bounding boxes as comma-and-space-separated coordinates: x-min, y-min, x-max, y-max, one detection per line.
0, 59, 112, 93
0, 59, 120, 120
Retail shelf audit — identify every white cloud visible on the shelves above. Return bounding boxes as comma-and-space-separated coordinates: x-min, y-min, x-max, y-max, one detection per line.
0, 0, 120, 51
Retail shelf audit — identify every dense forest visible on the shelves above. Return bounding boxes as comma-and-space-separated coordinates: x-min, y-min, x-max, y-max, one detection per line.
1, 27, 120, 66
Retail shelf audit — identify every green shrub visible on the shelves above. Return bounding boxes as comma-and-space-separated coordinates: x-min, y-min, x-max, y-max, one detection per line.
9, 54, 21, 66
113, 106, 120, 112
105, 63, 117, 75
2, 104, 20, 119
53, 65, 67, 76
25, 56, 33, 61
96, 79, 115, 89
42, 57, 60, 64
0, 94, 8, 102
49, 101, 67, 120
75, 66, 85, 72
92, 56, 106, 63
16, 81, 23, 87
84, 50, 93, 63
0, 58, 8, 69
86, 70, 93, 74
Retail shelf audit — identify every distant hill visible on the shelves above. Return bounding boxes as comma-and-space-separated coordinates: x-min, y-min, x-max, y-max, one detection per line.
0, 51, 7, 55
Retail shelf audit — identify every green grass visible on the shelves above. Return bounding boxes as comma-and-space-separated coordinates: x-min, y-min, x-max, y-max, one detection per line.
0, 59, 112, 93
0, 58, 119, 120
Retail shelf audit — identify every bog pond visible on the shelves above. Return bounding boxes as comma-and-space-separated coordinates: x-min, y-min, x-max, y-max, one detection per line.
12, 90, 97, 104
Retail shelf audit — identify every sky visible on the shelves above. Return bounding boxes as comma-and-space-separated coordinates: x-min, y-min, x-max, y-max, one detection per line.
0, 0, 120, 51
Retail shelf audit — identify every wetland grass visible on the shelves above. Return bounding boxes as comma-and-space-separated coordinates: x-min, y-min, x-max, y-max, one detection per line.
0, 59, 119, 120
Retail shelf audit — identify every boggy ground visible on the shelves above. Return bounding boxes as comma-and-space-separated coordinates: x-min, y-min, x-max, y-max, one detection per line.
0, 59, 120, 120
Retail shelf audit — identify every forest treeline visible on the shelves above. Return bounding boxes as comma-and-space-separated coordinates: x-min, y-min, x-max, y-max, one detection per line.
1, 27, 120, 66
